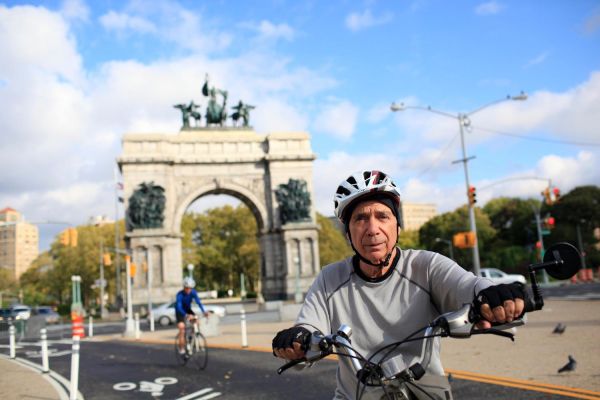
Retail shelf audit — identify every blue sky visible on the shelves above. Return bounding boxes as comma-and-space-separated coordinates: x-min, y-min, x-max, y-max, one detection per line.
1, 0, 599, 250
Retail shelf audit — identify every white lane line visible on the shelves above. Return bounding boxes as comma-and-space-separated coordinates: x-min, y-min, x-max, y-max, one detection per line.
175, 388, 214, 400
196, 392, 222, 400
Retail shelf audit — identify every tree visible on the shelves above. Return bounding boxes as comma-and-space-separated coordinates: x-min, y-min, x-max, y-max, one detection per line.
546, 185, 600, 268
183, 205, 260, 294
317, 213, 352, 267
0, 268, 17, 306
419, 205, 496, 271
19, 221, 124, 311
398, 229, 422, 250
482, 197, 539, 274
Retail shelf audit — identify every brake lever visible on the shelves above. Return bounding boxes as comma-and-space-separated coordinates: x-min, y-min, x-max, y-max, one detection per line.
472, 328, 515, 341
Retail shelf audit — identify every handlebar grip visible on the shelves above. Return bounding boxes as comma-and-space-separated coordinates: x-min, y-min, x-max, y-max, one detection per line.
277, 358, 305, 375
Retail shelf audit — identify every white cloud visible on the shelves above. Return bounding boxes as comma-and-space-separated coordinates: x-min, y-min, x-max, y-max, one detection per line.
98, 3, 232, 53
475, 1, 504, 16
0, 5, 83, 83
99, 10, 156, 34
60, 0, 90, 21
313, 100, 359, 139
472, 71, 600, 142
524, 51, 549, 68
475, 151, 600, 206
345, 9, 393, 32
253, 20, 296, 41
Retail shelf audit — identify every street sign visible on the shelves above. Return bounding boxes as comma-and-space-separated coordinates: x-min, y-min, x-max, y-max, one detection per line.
541, 229, 551, 235
94, 279, 107, 288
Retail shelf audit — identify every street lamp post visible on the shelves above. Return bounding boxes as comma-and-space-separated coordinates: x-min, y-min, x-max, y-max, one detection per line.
391, 92, 527, 276
98, 241, 107, 319
146, 248, 154, 332
124, 253, 135, 337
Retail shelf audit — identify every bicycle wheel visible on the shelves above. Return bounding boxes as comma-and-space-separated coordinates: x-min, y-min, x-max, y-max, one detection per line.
174, 333, 188, 366
190, 332, 208, 370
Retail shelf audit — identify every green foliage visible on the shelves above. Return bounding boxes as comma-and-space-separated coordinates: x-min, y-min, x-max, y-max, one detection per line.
483, 197, 539, 246
19, 221, 125, 309
419, 206, 495, 270
545, 186, 600, 265
397, 229, 422, 250
182, 205, 260, 292
316, 213, 352, 266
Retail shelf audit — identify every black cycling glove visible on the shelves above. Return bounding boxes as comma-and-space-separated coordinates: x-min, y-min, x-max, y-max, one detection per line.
475, 282, 527, 310
272, 326, 311, 356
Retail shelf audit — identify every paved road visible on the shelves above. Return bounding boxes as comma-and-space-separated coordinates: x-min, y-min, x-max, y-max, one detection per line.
9, 338, 581, 400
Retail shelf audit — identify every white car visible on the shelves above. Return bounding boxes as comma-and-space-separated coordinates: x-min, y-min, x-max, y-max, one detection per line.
478, 268, 527, 285
10, 304, 31, 320
151, 301, 226, 327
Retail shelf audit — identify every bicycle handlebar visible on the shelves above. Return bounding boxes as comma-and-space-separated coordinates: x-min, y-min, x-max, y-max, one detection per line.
277, 302, 527, 384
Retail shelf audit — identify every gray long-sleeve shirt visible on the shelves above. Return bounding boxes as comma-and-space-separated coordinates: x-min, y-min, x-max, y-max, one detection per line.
295, 248, 492, 399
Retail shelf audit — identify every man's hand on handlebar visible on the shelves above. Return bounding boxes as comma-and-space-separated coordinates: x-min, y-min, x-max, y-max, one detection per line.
272, 326, 311, 360
474, 283, 527, 329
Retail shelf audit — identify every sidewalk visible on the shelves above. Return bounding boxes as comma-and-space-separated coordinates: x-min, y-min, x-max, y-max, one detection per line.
0, 354, 65, 400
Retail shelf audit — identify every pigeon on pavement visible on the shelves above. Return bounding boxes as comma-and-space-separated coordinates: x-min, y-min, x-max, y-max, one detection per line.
558, 355, 577, 373
552, 323, 566, 334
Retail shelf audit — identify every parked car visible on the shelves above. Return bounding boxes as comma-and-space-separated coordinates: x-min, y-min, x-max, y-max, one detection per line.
152, 301, 226, 327
33, 306, 61, 324
0, 308, 13, 322
478, 268, 527, 284
9, 304, 31, 320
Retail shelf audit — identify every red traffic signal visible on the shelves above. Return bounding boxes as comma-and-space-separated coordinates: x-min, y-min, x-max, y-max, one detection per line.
468, 186, 477, 205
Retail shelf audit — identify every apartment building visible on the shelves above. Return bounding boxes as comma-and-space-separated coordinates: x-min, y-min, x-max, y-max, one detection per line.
401, 202, 438, 231
0, 207, 39, 280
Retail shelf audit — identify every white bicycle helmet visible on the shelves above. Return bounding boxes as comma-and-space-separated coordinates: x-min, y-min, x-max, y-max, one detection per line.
182, 276, 196, 288
334, 170, 403, 228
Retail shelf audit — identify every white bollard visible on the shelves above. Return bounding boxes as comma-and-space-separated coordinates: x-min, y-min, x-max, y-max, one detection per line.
88, 316, 93, 338
134, 312, 140, 340
240, 308, 248, 348
41, 328, 49, 373
9, 325, 16, 359
69, 336, 80, 400
149, 310, 155, 332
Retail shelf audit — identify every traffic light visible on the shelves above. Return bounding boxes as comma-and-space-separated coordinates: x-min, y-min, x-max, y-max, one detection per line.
103, 253, 112, 266
544, 216, 556, 230
68, 228, 78, 247
542, 187, 551, 204
468, 186, 477, 205
59, 230, 69, 246
552, 187, 561, 203
452, 231, 476, 249
130, 263, 137, 278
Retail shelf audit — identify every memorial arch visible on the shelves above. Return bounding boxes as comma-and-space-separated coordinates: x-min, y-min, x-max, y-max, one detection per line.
117, 128, 320, 304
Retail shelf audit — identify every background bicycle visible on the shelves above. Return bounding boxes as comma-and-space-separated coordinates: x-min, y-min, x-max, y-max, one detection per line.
175, 316, 208, 370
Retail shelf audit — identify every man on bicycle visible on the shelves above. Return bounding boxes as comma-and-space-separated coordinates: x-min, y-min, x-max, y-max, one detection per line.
272, 170, 526, 399
176, 277, 209, 356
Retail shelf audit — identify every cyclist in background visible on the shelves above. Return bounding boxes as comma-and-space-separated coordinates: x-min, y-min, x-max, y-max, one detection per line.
176, 277, 209, 356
